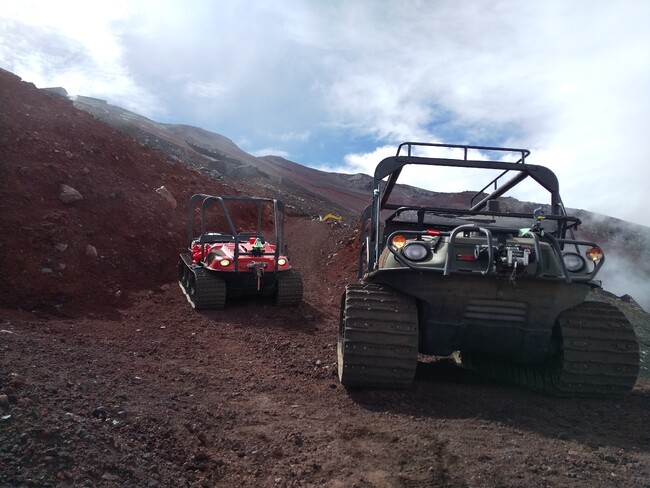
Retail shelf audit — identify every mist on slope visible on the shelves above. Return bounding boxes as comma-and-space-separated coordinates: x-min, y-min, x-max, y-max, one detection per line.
599, 252, 650, 312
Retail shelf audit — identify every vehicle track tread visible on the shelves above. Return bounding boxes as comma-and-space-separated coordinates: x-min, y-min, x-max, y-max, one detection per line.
464, 301, 639, 397
275, 268, 303, 306
338, 283, 418, 388
178, 254, 226, 310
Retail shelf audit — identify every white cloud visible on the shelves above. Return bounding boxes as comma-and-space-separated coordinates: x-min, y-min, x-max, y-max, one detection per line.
320, 145, 395, 175
1, 0, 649, 226
183, 81, 228, 99
278, 131, 311, 143
0, 0, 162, 116
251, 147, 290, 159
291, 1, 650, 225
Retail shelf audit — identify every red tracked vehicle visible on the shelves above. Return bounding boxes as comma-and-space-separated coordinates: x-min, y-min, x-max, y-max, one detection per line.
178, 194, 303, 309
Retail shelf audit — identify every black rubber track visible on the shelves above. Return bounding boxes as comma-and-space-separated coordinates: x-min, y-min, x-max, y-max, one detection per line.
338, 283, 419, 388
178, 254, 227, 310
464, 301, 640, 397
275, 268, 303, 306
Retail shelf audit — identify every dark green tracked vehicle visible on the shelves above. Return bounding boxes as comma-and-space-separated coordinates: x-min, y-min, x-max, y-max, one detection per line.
338, 142, 639, 396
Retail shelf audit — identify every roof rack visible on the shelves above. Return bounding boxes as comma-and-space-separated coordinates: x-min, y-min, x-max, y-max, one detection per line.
395, 142, 532, 211
395, 141, 530, 163
376, 142, 561, 214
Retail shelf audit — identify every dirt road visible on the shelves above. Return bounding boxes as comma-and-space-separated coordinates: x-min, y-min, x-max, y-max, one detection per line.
1, 220, 649, 487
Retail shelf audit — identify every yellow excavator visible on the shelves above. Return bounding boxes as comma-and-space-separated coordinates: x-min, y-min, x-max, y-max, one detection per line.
321, 213, 343, 224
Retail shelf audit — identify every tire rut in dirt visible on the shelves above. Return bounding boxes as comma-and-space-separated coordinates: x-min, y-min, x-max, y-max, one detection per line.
464, 301, 640, 397
178, 254, 226, 310
275, 268, 303, 306
338, 282, 418, 388
397, 450, 467, 488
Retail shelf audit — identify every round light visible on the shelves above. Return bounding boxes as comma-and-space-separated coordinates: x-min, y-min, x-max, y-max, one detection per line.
563, 252, 586, 272
585, 247, 603, 262
392, 235, 407, 249
278, 258, 287, 266
219, 259, 231, 267
402, 242, 429, 261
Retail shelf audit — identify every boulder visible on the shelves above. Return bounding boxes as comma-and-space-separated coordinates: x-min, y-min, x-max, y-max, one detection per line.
58, 184, 83, 204
155, 185, 177, 209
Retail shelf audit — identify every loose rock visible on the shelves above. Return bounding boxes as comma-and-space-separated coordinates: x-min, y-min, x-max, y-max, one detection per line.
58, 184, 83, 204
86, 245, 97, 258
155, 185, 177, 208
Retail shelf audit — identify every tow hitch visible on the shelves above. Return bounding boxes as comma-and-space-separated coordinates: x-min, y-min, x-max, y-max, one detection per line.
247, 262, 268, 290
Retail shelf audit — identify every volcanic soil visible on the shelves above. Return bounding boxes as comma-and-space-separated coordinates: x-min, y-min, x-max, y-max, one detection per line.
1, 69, 649, 488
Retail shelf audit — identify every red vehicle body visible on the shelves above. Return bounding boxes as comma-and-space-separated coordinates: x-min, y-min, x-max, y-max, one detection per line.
178, 195, 302, 310
191, 238, 290, 272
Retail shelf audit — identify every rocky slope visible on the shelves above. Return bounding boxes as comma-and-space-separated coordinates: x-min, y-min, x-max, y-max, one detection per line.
72, 91, 650, 311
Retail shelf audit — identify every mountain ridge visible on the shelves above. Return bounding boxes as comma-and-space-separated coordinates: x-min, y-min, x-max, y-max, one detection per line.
3, 68, 646, 309
68, 85, 650, 311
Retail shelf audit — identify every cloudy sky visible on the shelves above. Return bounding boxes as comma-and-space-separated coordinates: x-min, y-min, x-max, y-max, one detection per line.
1, 0, 649, 226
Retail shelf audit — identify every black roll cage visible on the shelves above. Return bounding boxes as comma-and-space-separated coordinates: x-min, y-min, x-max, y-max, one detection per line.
358, 142, 601, 281
186, 194, 286, 273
